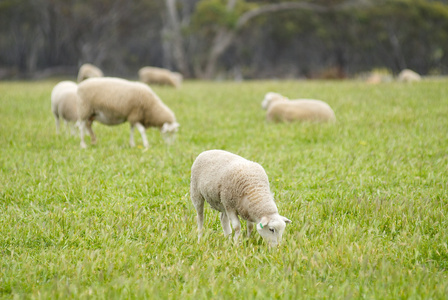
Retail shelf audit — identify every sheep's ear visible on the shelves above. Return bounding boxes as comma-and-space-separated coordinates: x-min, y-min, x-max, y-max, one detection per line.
260, 216, 269, 227
281, 216, 292, 224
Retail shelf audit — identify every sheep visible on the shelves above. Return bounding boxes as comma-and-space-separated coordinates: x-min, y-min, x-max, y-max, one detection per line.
261, 92, 336, 123
190, 150, 292, 247
138, 66, 182, 88
76, 77, 180, 149
365, 73, 393, 84
77, 63, 104, 82
397, 69, 421, 83
50, 81, 80, 135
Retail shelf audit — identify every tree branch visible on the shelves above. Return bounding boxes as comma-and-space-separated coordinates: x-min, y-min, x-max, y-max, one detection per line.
236, 0, 372, 30
226, 0, 238, 11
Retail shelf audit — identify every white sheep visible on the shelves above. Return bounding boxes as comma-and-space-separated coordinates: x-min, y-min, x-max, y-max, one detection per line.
262, 92, 336, 123
50, 81, 80, 135
76, 77, 180, 149
190, 150, 291, 247
77, 63, 104, 82
397, 69, 421, 83
138, 66, 182, 88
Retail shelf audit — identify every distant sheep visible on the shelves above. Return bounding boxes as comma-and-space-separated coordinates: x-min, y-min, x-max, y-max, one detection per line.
398, 69, 421, 83
50, 81, 80, 135
138, 66, 182, 88
77, 77, 180, 148
77, 63, 104, 82
262, 92, 336, 123
190, 149, 291, 247
365, 73, 393, 84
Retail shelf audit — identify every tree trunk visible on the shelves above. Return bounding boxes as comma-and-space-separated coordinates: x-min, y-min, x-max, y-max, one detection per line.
165, 0, 189, 76
203, 29, 236, 79
388, 29, 407, 71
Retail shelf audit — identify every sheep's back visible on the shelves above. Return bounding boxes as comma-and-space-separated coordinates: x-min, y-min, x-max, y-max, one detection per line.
51, 81, 77, 104
139, 67, 176, 86
78, 78, 153, 114
78, 64, 103, 82
51, 81, 78, 114
58, 92, 79, 121
268, 99, 335, 122
191, 150, 274, 216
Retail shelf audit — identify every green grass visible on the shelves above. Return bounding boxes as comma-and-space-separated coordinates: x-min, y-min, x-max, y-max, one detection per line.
0, 78, 447, 299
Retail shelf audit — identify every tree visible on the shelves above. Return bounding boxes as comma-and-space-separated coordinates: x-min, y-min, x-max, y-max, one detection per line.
189, 0, 374, 78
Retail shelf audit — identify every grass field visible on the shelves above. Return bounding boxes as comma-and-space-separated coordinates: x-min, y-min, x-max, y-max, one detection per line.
1, 78, 447, 299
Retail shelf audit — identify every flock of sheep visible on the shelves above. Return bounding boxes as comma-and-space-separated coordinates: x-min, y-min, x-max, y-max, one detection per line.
366, 68, 422, 84
51, 63, 418, 247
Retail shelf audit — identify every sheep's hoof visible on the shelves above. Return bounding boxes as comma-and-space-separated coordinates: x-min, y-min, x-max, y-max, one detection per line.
80, 142, 87, 149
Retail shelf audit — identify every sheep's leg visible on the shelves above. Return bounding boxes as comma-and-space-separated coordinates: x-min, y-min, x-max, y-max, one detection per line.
79, 120, 87, 148
86, 120, 96, 144
220, 212, 232, 237
247, 221, 254, 237
191, 188, 205, 241
226, 210, 241, 243
55, 116, 60, 134
69, 122, 76, 136
135, 122, 149, 148
129, 124, 136, 147
64, 120, 70, 135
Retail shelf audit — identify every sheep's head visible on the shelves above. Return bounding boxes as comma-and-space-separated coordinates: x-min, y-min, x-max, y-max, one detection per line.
172, 73, 183, 88
256, 214, 291, 247
161, 122, 180, 144
261, 92, 287, 110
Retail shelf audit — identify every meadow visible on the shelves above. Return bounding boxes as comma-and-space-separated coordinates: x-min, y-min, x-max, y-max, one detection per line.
0, 78, 447, 299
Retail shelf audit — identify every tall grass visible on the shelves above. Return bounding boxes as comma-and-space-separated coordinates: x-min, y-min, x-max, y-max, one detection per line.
0, 79, 447, 298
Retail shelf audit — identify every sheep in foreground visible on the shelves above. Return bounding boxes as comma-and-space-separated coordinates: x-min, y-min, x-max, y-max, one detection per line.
77, 63, 104, 82
397, 69, 421, 83
77, 77, 180, 149
262, 92, 336, 123
50, 81, 80, 135
138, 66, 182, 88
190, 150, 291, 247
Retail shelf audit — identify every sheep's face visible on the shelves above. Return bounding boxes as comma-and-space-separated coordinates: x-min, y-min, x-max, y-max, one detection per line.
256, 215, 292, 247
161, 122, 180, 145
261, 92, 286, 110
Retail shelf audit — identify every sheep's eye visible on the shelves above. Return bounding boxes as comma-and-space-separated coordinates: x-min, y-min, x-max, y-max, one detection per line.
269, 228, 275, 233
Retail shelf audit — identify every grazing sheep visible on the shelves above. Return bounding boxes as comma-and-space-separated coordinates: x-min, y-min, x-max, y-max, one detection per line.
138, 66, 182, 88
398, 69, 421, 83
77, 77, 180, 149
50, 81, 80, 135
190, 150, 291, 247
262, 92, 336, 123
365, 73, 393, 84
77, 63, 104, 82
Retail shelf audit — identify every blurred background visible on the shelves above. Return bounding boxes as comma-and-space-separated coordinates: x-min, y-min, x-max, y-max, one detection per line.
1, 0, 447, 80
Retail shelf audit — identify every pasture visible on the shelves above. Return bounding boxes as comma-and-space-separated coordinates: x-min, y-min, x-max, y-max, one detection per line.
0, 79, 447, 298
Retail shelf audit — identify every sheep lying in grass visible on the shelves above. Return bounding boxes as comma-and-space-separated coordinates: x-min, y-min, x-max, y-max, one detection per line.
190, 150, 291, 247
77, 63, 104, 82
77, 77, 180, 149
262, 92, 336, 123
398, 69, 421, 83
50, 81, 80, 135
138, 66, 182, 88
